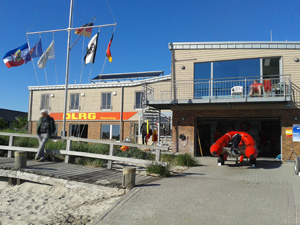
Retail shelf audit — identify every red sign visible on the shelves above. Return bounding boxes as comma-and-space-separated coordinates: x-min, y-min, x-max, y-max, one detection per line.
50, 112, 137, 121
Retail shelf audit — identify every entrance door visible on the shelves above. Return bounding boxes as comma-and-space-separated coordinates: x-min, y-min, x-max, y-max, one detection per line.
130, 123, 139, 143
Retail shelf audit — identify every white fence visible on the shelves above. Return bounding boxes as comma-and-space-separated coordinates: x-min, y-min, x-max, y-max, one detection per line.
0, 132, 170, 169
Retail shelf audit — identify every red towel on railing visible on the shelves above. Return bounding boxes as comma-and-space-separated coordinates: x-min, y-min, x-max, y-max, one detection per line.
264, 79, 272, 92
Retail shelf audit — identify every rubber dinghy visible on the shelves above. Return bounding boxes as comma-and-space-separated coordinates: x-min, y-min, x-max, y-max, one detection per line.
210, 131, 258, 167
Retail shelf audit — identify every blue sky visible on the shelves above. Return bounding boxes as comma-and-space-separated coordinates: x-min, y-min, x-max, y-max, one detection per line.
0, 0, 300, 112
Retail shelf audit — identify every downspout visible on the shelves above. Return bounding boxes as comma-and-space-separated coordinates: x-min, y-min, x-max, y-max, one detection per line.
120, 86, 124, 141
28, 90, 33, 133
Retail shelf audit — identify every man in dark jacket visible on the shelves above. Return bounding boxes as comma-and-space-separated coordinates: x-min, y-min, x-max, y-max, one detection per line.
36, 109, 56, 161
140, 122, 147, 145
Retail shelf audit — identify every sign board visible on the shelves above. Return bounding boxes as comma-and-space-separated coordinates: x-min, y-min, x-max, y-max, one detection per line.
50, 112, 137, 121
293, 124, 300, 142
286, 129, 293, 137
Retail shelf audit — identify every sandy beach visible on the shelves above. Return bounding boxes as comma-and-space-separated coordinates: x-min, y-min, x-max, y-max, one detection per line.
0, 178, 124, 225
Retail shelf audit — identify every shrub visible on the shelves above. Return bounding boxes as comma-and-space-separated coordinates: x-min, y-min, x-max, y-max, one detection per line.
175, 154, 197, 167
114, 147, 154, 160
147, 164, 170, 177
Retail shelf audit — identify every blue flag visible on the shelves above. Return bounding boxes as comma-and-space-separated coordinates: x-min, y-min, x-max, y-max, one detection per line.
24, 39, 43, 64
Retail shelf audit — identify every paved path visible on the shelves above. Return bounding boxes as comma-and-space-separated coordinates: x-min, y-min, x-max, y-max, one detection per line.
95, 157, 300, 225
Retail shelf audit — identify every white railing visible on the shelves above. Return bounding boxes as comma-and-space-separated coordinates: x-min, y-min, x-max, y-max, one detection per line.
146, 75, 291, 102
0, 132, 169, 169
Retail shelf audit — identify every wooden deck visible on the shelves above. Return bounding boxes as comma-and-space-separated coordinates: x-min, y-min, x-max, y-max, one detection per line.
0, 158, 156, 188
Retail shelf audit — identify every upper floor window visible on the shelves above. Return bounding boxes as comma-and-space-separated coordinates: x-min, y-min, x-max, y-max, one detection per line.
101, 93, 112, 110
135, 91, 144, 109
40, 94, 50, 111
70, 93, 80, 111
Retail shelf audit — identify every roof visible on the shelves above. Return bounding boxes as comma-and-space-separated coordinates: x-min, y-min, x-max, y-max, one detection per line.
169, 41, 300, 50
92, 71, 164, 81
28, 74, 171, 91
0, 108, 27, 122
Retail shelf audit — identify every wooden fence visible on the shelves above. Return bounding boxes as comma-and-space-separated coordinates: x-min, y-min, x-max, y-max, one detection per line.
0, 132, 170, 169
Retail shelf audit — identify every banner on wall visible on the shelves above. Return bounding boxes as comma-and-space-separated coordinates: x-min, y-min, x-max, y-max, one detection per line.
293, 124, 300, 142
50, 112, 137, 121
286, 129, 293, 137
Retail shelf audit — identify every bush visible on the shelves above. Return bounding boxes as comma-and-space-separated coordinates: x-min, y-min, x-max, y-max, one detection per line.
147, 164, 170, 177
114, 147, 154, 160
175, 154, 197, 167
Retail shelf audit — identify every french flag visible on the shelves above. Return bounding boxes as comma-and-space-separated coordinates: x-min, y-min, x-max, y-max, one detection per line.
3, 43, 29, 68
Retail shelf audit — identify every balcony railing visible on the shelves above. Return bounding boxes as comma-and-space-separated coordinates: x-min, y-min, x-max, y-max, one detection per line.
145, 75, 291, 104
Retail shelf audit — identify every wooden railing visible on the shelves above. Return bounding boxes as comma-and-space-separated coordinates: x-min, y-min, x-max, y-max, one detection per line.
0, 132, 169, 169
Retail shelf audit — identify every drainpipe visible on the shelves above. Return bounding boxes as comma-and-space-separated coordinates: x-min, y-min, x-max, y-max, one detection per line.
120, 86, 124, 141
28, 90, 33, 133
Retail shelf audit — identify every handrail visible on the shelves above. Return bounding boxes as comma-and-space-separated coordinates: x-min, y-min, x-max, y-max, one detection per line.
0, 132, 168, 168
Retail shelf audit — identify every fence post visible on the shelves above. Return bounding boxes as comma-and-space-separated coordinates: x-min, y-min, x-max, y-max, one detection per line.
155, 149, 161, 162
107, 144, 114, 169
7, 135, 14, 158
64, 139, 72, 163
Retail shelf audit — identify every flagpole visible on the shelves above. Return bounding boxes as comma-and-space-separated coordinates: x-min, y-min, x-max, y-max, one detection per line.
62, 0, 74, 137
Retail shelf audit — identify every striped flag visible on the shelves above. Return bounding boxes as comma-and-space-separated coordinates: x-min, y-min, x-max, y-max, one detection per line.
106, 33, 114, 63
75, 22, 94, 38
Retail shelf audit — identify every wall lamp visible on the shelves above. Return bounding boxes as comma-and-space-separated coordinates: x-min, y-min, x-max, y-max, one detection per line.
294, 57, 299, 62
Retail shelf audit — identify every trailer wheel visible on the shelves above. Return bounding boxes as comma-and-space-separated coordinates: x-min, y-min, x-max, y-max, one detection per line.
218, 155, 225, 166
250, 158, 256, 168
294, 157, 300, 175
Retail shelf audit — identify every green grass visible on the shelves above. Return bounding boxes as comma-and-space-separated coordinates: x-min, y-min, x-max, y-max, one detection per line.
147, 164, 171, 177
175, 153, 198, 167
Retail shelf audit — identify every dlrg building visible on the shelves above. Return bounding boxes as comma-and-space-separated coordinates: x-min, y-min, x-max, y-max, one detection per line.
28, 71, 172, 145
146, 41, 300, 160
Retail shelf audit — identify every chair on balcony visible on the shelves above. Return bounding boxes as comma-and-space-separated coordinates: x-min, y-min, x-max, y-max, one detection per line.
231, 86, 243, 97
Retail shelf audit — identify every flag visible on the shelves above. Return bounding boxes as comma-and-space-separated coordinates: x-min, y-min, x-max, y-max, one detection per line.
75, 22, 94, 38
3, 43, 29, 68
106, 33, 114, 63
84, 32, 99, 65
24, 39, 43, 64
37, 40, 55, 69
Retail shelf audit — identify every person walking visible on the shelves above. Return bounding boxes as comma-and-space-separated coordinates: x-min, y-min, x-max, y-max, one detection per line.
36, 109, 56, 162
140, 122, 147, 145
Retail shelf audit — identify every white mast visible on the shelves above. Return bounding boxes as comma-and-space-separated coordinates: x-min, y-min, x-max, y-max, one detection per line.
62, 0, 74, 137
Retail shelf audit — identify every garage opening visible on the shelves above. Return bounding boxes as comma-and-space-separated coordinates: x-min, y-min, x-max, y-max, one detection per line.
196, 118, 281, 158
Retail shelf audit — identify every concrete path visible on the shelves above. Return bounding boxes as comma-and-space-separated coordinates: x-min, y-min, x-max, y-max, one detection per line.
94, 157, 300, 225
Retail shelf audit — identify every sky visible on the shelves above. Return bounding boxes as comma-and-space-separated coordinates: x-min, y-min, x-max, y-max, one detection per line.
0, 0, 300, 112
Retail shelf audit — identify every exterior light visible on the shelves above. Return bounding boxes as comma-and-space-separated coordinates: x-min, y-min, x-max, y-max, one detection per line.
294, 116, 299, 121
294, 57, 299, 62
81, 93, 85, 97
181, 65, 186, 70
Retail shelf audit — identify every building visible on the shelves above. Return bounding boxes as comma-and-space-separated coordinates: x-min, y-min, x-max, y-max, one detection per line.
0, 108, 27, 127
28, 71, 172, 144
146, 41, 300, 160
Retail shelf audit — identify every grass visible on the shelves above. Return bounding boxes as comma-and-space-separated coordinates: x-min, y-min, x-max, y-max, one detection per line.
175, 153, 198, 167
147, 164, 171, 177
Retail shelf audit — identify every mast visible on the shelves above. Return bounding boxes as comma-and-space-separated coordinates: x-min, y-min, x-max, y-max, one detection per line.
62, 0, 74, 137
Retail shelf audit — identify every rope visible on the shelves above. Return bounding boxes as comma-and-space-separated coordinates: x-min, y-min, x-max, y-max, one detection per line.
26, 35, 40, 85
53, 32, 58, 85
106, 0, 116, 24
79, 36, 86, 84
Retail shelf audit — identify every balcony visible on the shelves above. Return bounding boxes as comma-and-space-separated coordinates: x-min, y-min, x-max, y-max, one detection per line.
145, 75, 291, 108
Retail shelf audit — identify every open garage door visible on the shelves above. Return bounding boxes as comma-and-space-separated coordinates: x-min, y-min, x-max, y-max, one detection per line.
196, 117, 281, 157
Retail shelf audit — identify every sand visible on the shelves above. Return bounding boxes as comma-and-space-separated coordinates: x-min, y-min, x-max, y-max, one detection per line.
0, 179, 124, 225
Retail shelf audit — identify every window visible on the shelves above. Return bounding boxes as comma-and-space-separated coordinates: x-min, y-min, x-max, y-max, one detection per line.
213, 58, 260, 80
69, 124, 88, 138
101, 93, 112, 110
70, 93, 80, 111
194, 62, 211, 98
135, 92, 144, 109
40, 94, 50, 110
101, 124, 120, 140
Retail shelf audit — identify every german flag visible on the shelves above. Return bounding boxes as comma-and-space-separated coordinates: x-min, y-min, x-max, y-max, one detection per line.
75, 22, 94, 38
106, 33, 114, 63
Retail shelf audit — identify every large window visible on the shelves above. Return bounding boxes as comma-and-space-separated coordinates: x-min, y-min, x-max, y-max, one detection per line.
101, 93, 112, 110
40, 94, 50, 111
213, 58, 260, 79
135, 92, 144, 109
194, 62, 211, 98
70, 93, 80, 111
70, 124, 88, 138
101, 124, 120, 140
